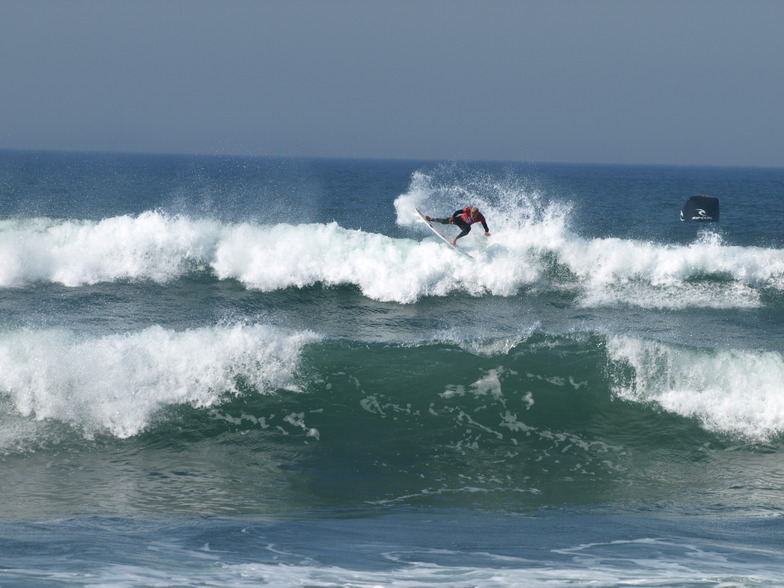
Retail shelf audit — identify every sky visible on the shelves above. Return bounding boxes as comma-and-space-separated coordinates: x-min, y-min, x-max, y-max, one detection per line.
1, 0, 782, 167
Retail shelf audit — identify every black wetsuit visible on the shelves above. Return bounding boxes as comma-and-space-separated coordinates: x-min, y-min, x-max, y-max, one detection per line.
431, 208, 489, 240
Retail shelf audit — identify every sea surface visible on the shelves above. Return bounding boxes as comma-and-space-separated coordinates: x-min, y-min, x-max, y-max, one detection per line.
1, 150, 784, 586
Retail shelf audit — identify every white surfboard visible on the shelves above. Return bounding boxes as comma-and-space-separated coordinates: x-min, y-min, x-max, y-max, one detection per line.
415, 207, 474, 259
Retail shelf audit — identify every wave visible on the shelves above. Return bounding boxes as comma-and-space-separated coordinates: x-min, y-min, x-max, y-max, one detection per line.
2, 206, 784, 307
0, 213, 220, 287
4, 322, 784, 515
0, 323, 319, 444
2, 325, 783, 455
607, 335, 784, 441
395, 169, 784, 308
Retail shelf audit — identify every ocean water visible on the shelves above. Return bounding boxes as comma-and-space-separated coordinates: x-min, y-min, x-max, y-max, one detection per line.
1, 150, 784, 586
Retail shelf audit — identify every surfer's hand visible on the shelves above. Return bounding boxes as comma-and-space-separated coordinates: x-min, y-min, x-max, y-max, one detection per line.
448, 217, 455, 223
485, 232, 491, 237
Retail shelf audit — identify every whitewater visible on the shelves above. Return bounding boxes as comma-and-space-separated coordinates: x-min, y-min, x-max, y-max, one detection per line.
2, 201, 782, 307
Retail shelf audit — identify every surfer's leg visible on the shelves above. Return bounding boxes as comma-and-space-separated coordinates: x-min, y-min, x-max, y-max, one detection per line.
452, 224, 471, 245
430, 217, 451, 224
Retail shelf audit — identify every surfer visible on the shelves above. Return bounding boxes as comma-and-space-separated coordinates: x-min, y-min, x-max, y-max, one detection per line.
424, 207, 491, 246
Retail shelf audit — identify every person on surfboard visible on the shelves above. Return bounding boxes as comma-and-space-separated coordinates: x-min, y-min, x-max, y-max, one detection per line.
424, 207, 491, 247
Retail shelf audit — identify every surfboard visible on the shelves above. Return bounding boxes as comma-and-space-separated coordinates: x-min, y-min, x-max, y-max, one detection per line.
415, 207, 474, 259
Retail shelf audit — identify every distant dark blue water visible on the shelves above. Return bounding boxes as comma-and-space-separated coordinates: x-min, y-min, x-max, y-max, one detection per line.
2, 150, 784, 586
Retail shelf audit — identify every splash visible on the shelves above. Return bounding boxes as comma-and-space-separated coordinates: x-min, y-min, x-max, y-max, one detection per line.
394, 166, 572, 243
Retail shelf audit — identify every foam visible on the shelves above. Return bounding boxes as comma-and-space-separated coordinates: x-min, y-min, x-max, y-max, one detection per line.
211, 219, 539, 303
39, 543, 783, 588
561, 232, 776, 308
1, 200, 784, 307
0, 324, 319, 439
0, 212, 221, 287
607, 335, 784, 441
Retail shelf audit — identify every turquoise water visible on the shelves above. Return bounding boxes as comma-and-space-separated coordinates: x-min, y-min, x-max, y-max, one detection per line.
1, 151, 784, 586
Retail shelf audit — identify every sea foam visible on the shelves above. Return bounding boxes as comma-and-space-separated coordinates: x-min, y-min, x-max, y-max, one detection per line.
607, 335, 784, 441
0, 212, 220, 287
0, 324, 319, 439
1, 205, 784, 307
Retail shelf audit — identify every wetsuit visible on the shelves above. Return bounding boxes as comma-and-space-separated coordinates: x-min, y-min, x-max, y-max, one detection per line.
431, 208, 489, 241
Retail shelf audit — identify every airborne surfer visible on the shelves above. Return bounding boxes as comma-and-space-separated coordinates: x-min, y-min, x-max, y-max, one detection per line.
424, 207, 491, 246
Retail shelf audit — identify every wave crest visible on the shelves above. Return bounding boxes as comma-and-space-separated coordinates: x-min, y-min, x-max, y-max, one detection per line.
607, 336, 784, 441
0, 324, 319, 440
1, 208, 784, 307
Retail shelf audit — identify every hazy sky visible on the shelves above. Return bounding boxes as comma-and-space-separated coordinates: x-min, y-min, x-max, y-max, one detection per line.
1, 0, 782, 166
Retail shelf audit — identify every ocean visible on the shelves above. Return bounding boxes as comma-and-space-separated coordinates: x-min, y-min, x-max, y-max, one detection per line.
1, 150, 784, 586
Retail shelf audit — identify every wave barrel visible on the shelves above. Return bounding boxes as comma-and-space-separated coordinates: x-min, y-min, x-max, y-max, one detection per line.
680, 194, 720, 222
